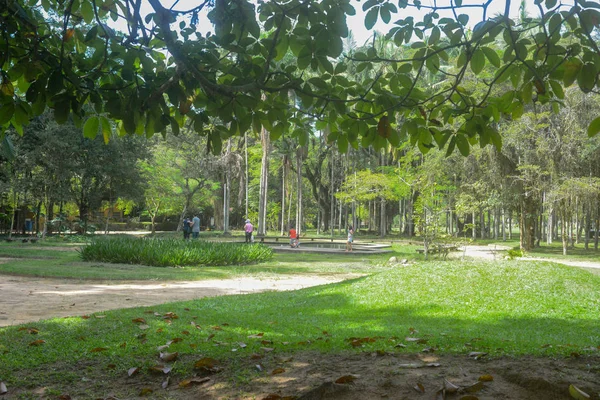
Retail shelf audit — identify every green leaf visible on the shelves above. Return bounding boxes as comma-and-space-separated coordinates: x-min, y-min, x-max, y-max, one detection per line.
588, 116, 600, 137
81, 0, 94, 24
481, 47, 500, 68
365, 7, 379, 30
100, 116, 111, 144
456, 134, 470, 156
563, 58, 582, 87
0, 103, 15, 125
457, 14, 469, 25
83, 116, 99, 139
549, 80, 564, 99
470, 48, 486, 75
577, 63, 596, 93
429, 26, 440, 45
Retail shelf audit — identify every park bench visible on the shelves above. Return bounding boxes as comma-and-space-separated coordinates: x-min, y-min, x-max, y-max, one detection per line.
255, 235, 337, 243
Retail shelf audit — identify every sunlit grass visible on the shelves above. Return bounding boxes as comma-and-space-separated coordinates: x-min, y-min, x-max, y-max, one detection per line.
1, 259, 598, 394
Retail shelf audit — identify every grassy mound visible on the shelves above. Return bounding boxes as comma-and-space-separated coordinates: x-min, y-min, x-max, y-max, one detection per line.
79, 237, 273, 267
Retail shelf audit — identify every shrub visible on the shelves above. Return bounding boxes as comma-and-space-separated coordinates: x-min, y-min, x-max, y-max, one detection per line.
79, 237, 273, 267
507, 248, 524, 259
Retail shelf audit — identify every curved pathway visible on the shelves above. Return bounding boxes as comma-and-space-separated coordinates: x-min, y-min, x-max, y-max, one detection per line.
0, 274, 347, 327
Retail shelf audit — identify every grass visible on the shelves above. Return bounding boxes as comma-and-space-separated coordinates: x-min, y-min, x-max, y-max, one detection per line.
0, 259, 599, 397
0, 241, 407, 280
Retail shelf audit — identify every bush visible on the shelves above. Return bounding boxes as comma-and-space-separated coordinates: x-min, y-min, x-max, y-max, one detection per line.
79, 237, 273, 267
507, 248, 524, 259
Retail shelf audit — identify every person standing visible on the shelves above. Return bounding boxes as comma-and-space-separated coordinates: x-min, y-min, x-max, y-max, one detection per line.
191, 214, 200, 239
183, 217, 191, 240
346, 225, 354, 252
289, 226, 299, 248
244, 219, 253, 243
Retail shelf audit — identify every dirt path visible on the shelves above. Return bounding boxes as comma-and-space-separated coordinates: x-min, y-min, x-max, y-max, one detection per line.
460, 245, 600, 270
0, 274, 348, 327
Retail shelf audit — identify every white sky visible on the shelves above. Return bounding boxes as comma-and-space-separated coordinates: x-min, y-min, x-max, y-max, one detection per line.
116, 0, 540, 45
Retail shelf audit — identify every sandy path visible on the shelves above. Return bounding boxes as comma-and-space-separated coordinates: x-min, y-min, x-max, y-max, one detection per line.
460, 245, 600, 269
0, 274, 346, 327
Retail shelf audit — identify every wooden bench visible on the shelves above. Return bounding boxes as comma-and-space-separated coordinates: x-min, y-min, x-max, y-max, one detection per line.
255, 236, 336, 243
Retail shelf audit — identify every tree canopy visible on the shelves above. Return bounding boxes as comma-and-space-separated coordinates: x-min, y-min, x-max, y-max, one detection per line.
2, 0, 600, 155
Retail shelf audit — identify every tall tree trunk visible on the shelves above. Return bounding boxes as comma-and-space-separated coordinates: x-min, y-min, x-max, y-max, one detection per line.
245, 132, 249, 219
520, 195, 537, 251
502, 207, 506, 241
281, 157, 286, 236
296, 147, 303, 236
8, 192, 17, 239
258, 128, 270, 236
561, 204, 568, 256
472, 211, 476, 240
547, 203, 553, 244
584, 206, 591, 250
380, 198, 386, 237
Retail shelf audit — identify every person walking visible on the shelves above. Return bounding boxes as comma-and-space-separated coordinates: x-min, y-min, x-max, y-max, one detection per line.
244, 219, 253, 243
182, 217, 191, 240
346, 225, 354, 252
191, 214, 200, 239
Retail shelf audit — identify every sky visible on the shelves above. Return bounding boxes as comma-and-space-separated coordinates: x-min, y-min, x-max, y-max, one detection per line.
115, 0, 542, 45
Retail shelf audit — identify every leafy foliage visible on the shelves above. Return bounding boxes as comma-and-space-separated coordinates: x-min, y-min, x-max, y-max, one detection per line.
79, 237, 274, 267
2, 0, 600, 156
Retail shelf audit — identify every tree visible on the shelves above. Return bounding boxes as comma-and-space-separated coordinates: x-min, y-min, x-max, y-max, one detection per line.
3, 0, 600, 158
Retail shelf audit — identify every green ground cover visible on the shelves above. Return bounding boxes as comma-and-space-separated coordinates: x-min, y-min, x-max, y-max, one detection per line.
1, 259, 598, 395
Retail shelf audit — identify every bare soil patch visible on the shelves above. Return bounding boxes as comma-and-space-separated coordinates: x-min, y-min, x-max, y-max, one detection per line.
10, 352, 600, 399
0, 274, 347, 327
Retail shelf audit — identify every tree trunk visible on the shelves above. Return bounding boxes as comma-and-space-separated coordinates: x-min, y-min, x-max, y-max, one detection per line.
281, 157, 286, 236
8, 192, 17, 239
584, 207, 591, 250
257, 127, 270, 236
502, 207, 506, 241
295, 147, 303, 236
520, 195, 537, 251
547, 203, 553, 244
561, 205, 568, 256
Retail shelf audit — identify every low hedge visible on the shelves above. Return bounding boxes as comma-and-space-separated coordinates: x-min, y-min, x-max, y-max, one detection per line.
79, 237, 273, 267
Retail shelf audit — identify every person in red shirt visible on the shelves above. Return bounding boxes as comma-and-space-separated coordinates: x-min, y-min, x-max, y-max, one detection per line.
289, 226, 299, 248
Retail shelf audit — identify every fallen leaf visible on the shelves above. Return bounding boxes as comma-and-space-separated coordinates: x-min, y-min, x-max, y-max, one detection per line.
184, 308, 190, 311
468, 352, 487, 359
222, 323, 229, 326
29, 340, 45, 346
394, 343, 407, 348
138, 324, 150, 330
189, 344, 198, 349
120, 342, 127, 348
160, 352, 179, 362
444, 378, 460, 393
106, 364, 116, 370
239, 342, 247, 348
132, 318, 146, 324
0, 382, 7, 395
81, 315, 90, 319
206, 334, 215, 341
398, 363, 440, 368
171, 337, 183, 343
478, 374, 494, 382
28, 328, 39, 335
163, 312, 178, 319
127, 367, 140, 377
161, 377, 170, 389
262, 395, 282, 400
148, 365, 171, 374
569, 384, 591, 400
248, 333, 264, 338
251, 353, 263, 359
90, 347, 108, 353
261, 340, 273, 345
335, 375, 357, 384
139, 387, 153, 396
458, 396, 479, 400
256, 364, 263, 372
157, 344, 170, 351
194, 357, 220, 373
413, 382, 425, 393
95, 315, 106, 319
178, 377, 210, 388
211, 326, 222, 331
271, 368, 285, 375
57, 395, 71, 400
465, 381, 484, 393
144, 310, 154, 314
156, 328, 163, 333
182, 330, 190, 335
405, 337, 428, 344
261, 347, 274, 352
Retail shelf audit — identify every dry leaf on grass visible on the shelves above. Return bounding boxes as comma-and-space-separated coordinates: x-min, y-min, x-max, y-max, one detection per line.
179, 377, 210, 388
29, 340, 45, 346
335, 375, 358, 384
131, 318, 146, 324
90, 347, 108, 353
248, 333, 264, 338
148, 365, 172, 374
465, 381, 484, 393
468, 352, 487, 359
443, 378, 460, 394
0, 381, 7, 395
161, 377, 170, 389
478, 375, 493, 382
138, 324, 150, 330
398, 363, 440, 368
160, 352, 178, 362
127, 367, 139, 377
171, 337, 183, 343
194, 357, 220, 373
271, 368, 285, 375
413, 382, 425, 393
261, 347, 274, 352
139, 388, 153, 396
57, 395, 71, 400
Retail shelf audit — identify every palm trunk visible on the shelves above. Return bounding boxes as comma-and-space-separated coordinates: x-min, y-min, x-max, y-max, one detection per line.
258, 127, 270, 236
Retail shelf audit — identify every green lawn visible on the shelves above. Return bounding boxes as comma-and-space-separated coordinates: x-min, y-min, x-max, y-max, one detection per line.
0, 241, 412, 280
0, 259, 598, 397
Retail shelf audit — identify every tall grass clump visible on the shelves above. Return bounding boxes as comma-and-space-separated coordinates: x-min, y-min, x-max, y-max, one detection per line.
79, 237, 273, 267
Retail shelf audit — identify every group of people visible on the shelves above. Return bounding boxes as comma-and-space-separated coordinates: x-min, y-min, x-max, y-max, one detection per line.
197, 217, 355, 251
182, 215, 201, 240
